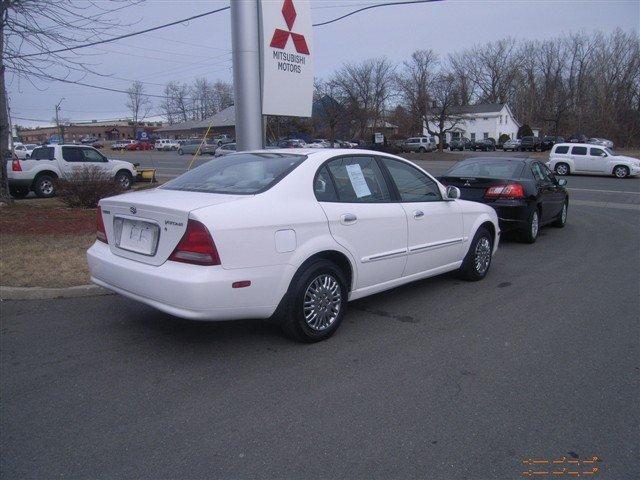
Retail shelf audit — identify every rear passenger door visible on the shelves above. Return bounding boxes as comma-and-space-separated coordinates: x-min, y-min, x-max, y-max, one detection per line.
380, 157, 463, 276
570, 146, 589, 172
315, 156, 408, 289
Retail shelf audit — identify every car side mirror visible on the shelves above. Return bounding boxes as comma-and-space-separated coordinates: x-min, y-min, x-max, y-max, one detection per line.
558, 179, 567, 186
445, 186, 460, 200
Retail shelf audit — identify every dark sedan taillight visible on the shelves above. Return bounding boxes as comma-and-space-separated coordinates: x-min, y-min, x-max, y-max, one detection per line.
485, 183, 525, 199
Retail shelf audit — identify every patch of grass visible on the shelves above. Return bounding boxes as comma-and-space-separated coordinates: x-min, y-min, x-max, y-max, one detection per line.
1, 234, 95, 287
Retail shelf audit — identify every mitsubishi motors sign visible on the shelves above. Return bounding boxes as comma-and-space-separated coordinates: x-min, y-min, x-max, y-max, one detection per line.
260, 0, 314, 117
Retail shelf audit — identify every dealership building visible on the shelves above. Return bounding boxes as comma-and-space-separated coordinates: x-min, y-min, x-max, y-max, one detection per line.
17, 120, 163, 144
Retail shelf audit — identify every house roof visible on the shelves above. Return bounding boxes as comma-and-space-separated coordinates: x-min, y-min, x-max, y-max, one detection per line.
156, 105, 235, 132
448, 103, 505, 115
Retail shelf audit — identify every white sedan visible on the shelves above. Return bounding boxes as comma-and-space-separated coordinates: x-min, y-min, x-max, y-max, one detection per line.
87, 149, 500, 342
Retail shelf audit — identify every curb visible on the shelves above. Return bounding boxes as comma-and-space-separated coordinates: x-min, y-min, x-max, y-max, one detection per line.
0, 284, 113, 301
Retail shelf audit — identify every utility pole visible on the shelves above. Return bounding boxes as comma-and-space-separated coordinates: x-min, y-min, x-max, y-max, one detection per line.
230, 0, 263, 151
55, 97, 65, 143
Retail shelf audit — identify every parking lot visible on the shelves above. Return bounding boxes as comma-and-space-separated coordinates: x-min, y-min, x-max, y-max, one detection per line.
2, 150, 639, 478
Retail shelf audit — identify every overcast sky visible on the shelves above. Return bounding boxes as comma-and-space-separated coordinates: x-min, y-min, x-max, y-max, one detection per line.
8, 0, 639, 127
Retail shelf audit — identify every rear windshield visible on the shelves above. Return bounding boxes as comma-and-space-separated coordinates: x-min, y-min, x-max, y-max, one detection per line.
446, 160, 523, 179
161, 153, 305, 194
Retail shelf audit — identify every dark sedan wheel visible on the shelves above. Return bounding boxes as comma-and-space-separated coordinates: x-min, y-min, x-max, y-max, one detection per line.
279, 259, 347, 343
553, 201, 568, 228
520, 209, 539, 244
457, 227, 493, 281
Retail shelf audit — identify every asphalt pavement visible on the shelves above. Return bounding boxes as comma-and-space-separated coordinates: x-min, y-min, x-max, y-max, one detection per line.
1, 153, 639, 479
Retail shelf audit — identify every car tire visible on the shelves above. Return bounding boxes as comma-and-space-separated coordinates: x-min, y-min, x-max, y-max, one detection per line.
520, 208, 540, 244
418, 147, 426, 153
178, 149, 183, 155
115, 170, 133, 190
613, 165, 629, 178
279, 259, 348, 343
9, 185, 29, 199
554, 163, 570, 176
457, 226, 493, 281
552, 200, 568, 228
33, 173, 56, 198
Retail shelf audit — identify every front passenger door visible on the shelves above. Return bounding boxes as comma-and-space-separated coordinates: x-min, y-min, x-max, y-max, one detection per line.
589, 147, 609, 173
317, 156, 408, 289
380, 157, 463, 276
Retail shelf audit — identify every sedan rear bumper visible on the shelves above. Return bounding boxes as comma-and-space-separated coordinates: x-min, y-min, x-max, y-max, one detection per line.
87, 241, 286, 321
489, 200, 533, 232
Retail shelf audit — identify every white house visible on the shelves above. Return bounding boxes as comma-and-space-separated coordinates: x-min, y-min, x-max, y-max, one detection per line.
424, 103, 520, 143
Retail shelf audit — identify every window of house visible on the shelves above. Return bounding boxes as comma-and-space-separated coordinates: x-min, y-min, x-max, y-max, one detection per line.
506, 115, 509, 123
500, 115, 503, 124
483, 117, 488, 120
470, 133, 476, 141
483, 132, 489, 139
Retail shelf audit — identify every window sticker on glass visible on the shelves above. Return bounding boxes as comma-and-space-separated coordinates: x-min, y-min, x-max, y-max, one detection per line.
345, 164, 372, 198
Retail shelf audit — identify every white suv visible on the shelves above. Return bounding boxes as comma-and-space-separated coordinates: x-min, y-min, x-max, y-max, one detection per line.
547, 143, 640, 178
154, 139, 180, 151
7, 144, 137, 198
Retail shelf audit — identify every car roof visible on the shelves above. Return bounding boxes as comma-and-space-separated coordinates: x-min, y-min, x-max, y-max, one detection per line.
456, 156, 530, 164
553, 143, 599, 148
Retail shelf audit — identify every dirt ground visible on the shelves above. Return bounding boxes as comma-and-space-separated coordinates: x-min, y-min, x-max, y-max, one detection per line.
0, 202, 96, 287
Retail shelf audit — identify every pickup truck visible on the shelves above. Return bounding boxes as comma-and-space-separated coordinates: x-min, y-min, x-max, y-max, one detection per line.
7, 144, 137, 198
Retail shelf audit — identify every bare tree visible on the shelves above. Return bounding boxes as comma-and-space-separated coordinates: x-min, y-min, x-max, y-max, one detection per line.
160, 81, 190, 124
190, 78, 216, 120
456, 38, 520, 104
396, 49, 439, 134
1, 0, 139, 202
313, 79, 346, 143
330, 58, 395, 140
211, 80, 234, 113
126, 81, 152, 137
424, 73, 465, 151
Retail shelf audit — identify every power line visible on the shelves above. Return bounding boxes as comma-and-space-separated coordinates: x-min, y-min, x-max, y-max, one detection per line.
313, 0, 442, 27
11, 5, 231, 59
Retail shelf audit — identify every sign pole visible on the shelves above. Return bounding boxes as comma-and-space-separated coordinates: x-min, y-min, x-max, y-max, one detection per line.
230, 0, 263, 151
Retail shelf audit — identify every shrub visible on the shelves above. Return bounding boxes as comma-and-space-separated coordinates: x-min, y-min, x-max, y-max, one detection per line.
498, 133, 511, 145
56, 166, 122, 208
517, 124, 533, 139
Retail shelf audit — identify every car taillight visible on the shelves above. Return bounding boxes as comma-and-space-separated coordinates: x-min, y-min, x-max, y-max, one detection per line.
96, 207, 108, 243
11, 159, 21, 171
485, 183, 525, 199
169, 219, 220, 266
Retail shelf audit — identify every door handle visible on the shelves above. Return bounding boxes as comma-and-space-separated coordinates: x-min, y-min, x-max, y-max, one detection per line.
413, 210, 425, 219
340, 213, 358, 225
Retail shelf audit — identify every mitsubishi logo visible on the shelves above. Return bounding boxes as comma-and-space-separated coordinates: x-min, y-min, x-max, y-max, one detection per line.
130, 206, 137, 214
464, 180, 471, 187
270, 0, 310, 55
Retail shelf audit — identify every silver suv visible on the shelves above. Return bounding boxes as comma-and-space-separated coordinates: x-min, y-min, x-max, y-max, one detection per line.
402, 137, 436, 153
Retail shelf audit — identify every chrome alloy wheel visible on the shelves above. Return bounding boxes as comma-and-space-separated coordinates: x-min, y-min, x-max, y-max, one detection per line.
614, 166, 628, 178
474, 237, 492, 275
303, 274, 342, 331
556, 164, 568, 175
531, 211, 539, 238
40, 179, 54, 196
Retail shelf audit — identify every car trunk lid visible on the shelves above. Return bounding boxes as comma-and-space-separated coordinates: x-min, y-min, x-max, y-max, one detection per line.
439, 176, 512, 202
100, 188, 244, 266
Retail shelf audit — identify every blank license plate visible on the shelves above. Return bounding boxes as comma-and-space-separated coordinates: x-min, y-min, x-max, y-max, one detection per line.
115, 218, 159, 255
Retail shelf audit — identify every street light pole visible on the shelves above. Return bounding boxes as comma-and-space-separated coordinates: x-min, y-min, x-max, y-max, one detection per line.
230, 0, 263, 151
55, 97, 65, 143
